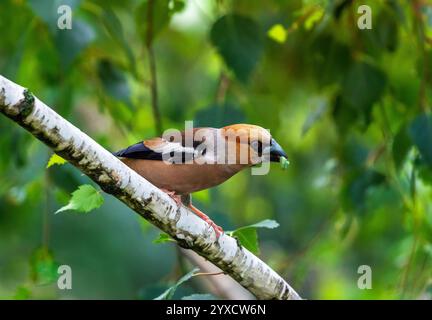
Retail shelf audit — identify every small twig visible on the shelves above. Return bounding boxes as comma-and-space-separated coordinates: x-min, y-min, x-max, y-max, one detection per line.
180, 249, 254, 299
43, 161, 51, 248
194, 271, 226, 277
146, 0, 163, 135
215, 72, 230, 105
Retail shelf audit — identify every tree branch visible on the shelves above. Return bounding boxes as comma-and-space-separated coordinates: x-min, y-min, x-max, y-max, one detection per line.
0, 75, 301, 300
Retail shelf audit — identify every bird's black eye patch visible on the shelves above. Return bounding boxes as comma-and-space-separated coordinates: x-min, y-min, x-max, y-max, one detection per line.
192, 140, 202, 149
250, 140, 263, 156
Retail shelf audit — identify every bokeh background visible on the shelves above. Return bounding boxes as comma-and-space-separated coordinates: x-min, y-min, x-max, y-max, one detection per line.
0, 0, 432, 299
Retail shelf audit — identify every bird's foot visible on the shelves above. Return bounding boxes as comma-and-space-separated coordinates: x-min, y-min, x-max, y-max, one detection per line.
188, 204, 223, 239
161, 188, 182, 206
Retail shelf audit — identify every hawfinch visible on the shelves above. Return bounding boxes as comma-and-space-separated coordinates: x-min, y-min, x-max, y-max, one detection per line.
114, 124, 288, 237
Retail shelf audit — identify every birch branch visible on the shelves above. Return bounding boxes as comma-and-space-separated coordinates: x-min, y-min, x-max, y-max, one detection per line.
0, 75, 301, 300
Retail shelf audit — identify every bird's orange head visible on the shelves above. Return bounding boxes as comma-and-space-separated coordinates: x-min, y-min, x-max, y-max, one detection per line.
220, 124, 288, 165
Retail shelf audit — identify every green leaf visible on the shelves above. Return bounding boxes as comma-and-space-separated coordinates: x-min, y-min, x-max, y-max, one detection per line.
302, 98, 328, 136
233, 227, 259, 254
344, 169, 385, 212
418, 165, 432, 186
101, 8, 136, 75
181, 293, 217, 300
30, 247, 59, 285
210, 14, 264, 82
374, 6, 399, 52
304, 8, 324, 30
342, 62, 386, 123
170, 0, 185, 13
98, 59, 132, 107
54, 18, 95, 69
392, 124, 412, 169
409, 114, 432, 166
154, 268, 199, 300
332, 94, 359, 134
153, 233, 176, 244
228, 219, 279, 254
241, 219, 280, 229
46, 153, 67, 168
135, 0, 185, 44
267, 24, 287, 43
55, 184, 104, 214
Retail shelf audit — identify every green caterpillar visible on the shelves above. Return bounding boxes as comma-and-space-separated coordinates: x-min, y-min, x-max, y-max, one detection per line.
280, 156, 290, 170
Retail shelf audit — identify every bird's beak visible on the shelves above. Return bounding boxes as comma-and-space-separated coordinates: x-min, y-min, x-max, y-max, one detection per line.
269, 138, 288, 162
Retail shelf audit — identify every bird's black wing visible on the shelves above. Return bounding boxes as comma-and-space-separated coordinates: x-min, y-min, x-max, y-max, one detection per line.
113, 141, 163, 160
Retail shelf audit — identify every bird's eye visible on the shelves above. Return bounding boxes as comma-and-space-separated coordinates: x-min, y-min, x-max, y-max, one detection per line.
250, 140, 263, 156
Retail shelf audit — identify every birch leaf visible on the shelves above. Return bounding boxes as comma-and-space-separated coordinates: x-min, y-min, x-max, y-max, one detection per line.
46, 153, 67, 168
55, 184, 104, 214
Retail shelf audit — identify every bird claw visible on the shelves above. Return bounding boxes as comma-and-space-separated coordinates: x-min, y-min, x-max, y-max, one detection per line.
161, 189, 182, 206
207, 220, 223, 239
188, 204, 223, 240
202, 220, 223, 239
161, 189, 223, 240
207, 220, 223, 240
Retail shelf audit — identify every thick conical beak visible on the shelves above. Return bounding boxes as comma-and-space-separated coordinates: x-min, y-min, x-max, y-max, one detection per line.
270, 138, 288, 162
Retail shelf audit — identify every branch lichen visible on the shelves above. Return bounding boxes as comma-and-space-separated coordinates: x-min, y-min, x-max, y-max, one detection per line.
17, 89, 35, 118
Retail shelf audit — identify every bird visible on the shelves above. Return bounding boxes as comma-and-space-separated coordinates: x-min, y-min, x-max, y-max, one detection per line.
114, 124, 288, 238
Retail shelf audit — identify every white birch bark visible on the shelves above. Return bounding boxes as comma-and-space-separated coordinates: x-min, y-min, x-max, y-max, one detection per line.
0, 75, 301, 300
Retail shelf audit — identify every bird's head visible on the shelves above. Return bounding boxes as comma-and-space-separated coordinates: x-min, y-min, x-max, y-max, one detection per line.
220, 124, 288, 166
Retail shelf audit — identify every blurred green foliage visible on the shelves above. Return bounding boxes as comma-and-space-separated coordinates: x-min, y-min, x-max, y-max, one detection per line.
0, 0, 432, 299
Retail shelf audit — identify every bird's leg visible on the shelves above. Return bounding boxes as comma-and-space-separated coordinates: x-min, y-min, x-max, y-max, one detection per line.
188, 204, 223, 239
160, 188, 182, 206
161, 190, 222, 239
